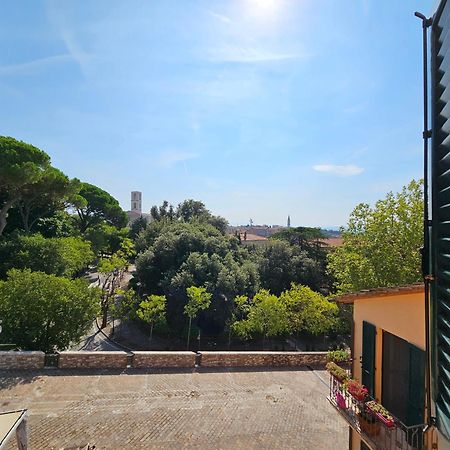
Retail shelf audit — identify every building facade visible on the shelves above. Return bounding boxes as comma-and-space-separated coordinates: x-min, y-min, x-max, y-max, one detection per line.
328, 285, 449, 449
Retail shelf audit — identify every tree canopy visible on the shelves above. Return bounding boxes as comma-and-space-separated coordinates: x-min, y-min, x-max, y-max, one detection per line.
0, 269, 100, 352
0, 136, 51, 235
327, 179, 423, 292
14, 167, 80, 233
257, 240, 327, 295
135, 218, 258, 332
280, 284, 338, 335
0, 234, 94, 279
75, 182, 127, 233
232, 289, 289, 344
137, 294, 167, 346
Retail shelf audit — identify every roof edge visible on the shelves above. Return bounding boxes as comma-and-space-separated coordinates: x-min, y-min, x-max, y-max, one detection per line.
332, 283, 424, 304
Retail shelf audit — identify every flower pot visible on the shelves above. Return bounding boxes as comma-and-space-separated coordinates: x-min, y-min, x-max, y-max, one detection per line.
347, 386, 367, 402
331, 373, 348, 383
358, 414, 381, 436
366, 402, 395, 428
374, 412, 395, 428
335, 391, 346, 409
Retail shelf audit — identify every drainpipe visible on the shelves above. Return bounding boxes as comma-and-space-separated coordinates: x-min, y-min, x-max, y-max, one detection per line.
415, 11, 434, 428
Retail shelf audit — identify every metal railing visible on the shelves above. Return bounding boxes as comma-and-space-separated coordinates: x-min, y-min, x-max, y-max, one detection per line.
327, 374, 427, 450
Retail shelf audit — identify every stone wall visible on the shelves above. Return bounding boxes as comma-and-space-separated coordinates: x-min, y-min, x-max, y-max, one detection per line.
0, 351, 328, 370
58, 351, 128, 369
132, 351, 196, 368
0, 351, 45, 369
198, 351, 328, 368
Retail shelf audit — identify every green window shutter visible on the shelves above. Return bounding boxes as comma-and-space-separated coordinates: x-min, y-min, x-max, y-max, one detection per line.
362, 321, 376, 397
407, 344, 426, 426
431, 0, 450, 438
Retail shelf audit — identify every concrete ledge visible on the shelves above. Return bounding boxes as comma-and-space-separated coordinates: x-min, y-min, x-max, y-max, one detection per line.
198, 351, 328, 368
0, 351, 45, 369
58, 351, 128, 369
132, 351, 196, 368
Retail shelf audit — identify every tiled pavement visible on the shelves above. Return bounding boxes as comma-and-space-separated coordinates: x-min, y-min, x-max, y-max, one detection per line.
1, 368, 347, 450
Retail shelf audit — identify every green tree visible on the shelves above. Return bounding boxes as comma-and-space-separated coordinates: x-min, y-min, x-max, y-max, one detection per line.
327, 179, 423, 292
271, 226, 326, 251
75, 182, 127, 233
34, 211, 77, 238
226, 294, 249, 348
129, 216, 148, 240
135, 219, 258, 333
280, 284, 338, 336
150, 200, 175, 221
112, 288, 138, 321
176, 199, 227, 233
231, 289, 289, 349
0, 269, 100, 352
0, 136, 50, 235
85, 223, 130, 256
14, 167, 81, 233
0, 234, 94, 279
184, 286, 212, 349
257, 240, 325, 295
176, 199, 208, 221
136, 294, 167, 347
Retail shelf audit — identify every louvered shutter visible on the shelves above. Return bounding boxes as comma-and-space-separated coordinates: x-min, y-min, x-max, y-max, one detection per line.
362, 321, 376, 397
432, 0, 450, 438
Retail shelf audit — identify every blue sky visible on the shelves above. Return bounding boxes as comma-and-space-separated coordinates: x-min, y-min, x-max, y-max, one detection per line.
0, 0, 435, 227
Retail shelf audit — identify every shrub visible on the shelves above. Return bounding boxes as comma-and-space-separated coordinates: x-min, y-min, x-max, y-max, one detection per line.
0, 269, 100, 352
327, 349, 350, 363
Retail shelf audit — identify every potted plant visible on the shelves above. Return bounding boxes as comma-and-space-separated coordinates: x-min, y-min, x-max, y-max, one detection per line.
347, 379, 368, 402
358, 409, 381, 436
327, 349, 351, 369
326, 362, 349, 383
335, 390, 347, 409
366, 400, 395, 428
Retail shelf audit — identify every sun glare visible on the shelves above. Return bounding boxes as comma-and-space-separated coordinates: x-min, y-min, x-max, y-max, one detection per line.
244, 0, 280, 21
251, 0, 277, 8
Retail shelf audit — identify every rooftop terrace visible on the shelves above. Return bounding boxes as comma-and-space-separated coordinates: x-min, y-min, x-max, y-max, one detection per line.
1, 367, 346, 449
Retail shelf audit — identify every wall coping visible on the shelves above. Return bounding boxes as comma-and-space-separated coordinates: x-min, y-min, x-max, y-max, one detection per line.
0, 351, 44, 356
58, 351, 128, 355
198, 351, 327, 355
132, 351, 196, 355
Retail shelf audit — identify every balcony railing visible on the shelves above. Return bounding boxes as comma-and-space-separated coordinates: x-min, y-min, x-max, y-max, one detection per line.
327, 374, 427, 450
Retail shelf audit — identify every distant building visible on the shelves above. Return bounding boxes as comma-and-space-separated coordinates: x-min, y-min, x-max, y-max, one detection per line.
126, 191, 150, 225
131, 191, 142, 214
287, 215, 291, 228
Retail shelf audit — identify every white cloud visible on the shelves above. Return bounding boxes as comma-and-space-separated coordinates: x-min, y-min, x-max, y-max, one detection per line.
205, 46, 305, 63
156, 151, 199, 168
313, 164, 364, 176
0, 54, 72, 76
45, 2, 92, 76
208, 10, 233, 24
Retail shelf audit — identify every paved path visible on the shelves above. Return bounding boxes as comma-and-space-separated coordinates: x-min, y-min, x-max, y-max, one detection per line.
74, 266, 136, 351
1, 368, 347, 450
75, 320, 124, 351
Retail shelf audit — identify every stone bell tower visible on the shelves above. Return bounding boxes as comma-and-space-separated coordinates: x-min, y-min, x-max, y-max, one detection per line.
131, 191, 142, 214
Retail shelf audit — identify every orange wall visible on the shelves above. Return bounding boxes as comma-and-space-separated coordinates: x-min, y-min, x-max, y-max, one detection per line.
350, 291, 425, 449
352, 291, 425, 400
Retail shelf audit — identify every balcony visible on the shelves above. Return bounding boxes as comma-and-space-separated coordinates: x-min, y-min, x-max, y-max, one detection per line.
327, 374, 426, 450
